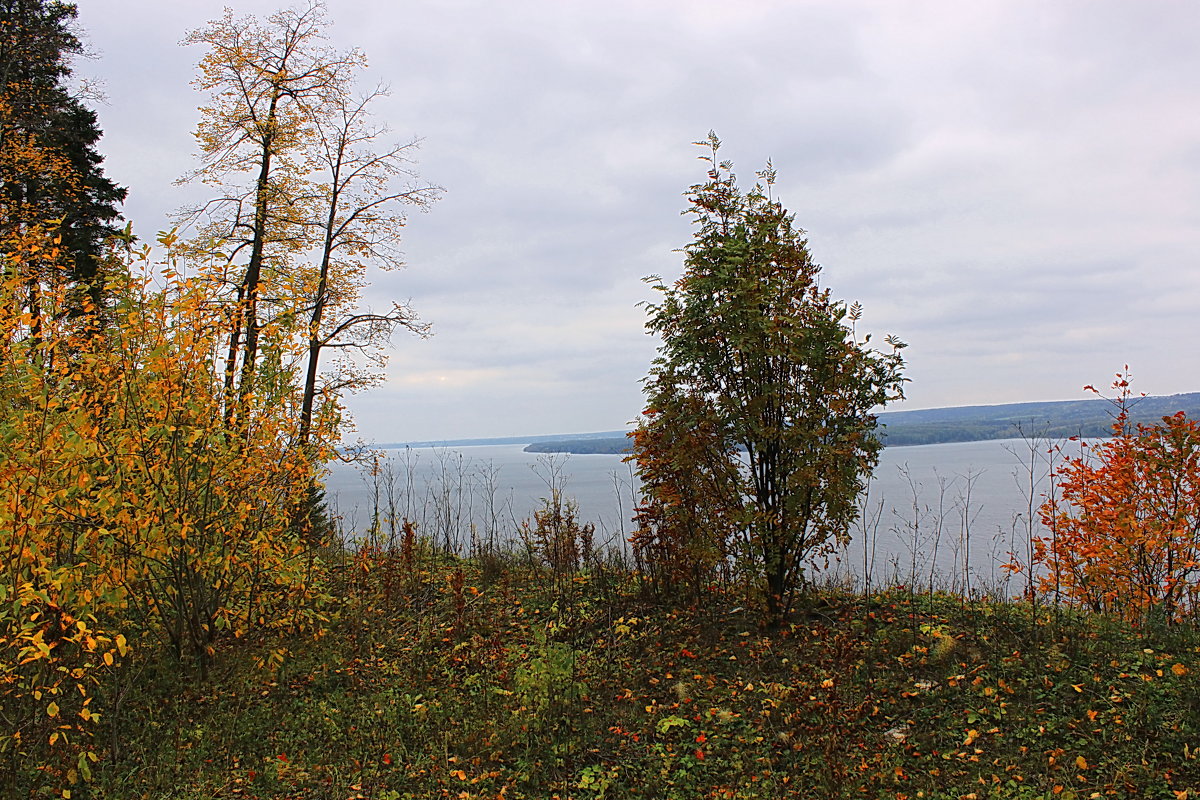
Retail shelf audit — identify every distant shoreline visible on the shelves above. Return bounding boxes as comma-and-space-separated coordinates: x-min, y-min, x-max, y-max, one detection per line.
377, 392, 1200, 455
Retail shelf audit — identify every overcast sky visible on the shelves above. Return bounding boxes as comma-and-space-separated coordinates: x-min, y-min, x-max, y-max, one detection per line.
75, 0, 1200, 442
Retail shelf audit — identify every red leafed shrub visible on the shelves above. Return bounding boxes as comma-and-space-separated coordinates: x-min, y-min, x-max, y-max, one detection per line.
1036, 375, 1200, 623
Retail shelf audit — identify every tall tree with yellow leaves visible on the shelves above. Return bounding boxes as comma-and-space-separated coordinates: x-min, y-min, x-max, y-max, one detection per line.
180, 1, 438, 447
180, 1, 360, 424
298, 83, 440, 445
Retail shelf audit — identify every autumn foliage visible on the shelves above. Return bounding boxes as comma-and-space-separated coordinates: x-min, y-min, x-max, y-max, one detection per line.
0, 1, 432, 785
1034, 375, 1200, 623
628, 387, 743, 596
0, 236, 336, 778
632, 134, 906, 618
7, 2, 1200, 795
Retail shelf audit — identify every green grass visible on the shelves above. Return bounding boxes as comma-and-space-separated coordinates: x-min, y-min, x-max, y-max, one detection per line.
14, 552, 1200, 799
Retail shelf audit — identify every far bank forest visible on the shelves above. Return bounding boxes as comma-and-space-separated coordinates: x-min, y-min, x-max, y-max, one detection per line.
522, 392, 1200, 453
3, 2, 1200, 798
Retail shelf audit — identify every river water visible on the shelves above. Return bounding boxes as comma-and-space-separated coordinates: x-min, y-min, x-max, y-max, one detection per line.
322, 437, 1074, 594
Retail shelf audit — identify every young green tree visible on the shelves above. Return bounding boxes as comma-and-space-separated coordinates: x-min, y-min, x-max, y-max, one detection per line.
635, 133, 906, 620
0, 0, 126, 324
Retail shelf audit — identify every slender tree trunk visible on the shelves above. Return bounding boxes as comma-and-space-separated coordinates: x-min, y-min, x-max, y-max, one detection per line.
26, 274, 41, 348
233, 91, 280, 422
299, 160, 343, 445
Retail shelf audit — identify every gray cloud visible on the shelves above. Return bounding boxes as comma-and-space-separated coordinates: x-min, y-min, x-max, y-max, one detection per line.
75, 0, 1200, 439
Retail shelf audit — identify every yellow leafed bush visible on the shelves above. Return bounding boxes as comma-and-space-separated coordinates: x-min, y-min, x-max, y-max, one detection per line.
0, 241, 335, 779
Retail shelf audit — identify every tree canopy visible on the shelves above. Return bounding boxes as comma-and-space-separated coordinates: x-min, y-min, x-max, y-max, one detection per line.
180, 0, 439, 440
632, 133, 906, 618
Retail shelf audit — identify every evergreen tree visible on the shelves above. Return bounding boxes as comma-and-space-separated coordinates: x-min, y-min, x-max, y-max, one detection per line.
0, 0, 126, 320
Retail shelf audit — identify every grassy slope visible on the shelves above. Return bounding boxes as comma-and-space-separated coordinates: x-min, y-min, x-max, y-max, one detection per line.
61, 554, 1200, 800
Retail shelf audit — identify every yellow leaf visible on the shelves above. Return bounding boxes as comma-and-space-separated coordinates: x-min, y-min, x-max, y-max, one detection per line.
1172, 663, 1188, 677
47, 702, 60, 718
1076, 755, 1088, 770
116, 633, 128, 657
103, 651, 114, 667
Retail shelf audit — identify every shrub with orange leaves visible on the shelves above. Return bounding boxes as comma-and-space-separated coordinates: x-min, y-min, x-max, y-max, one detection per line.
627, 384, 743, 597
1035, 374, 1200, 623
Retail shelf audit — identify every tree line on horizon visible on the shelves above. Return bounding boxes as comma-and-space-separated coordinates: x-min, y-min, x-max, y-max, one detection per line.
524, 392, 1200, 453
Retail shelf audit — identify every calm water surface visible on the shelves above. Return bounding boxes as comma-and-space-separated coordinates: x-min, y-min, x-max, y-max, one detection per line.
323, 437, 1074, 591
